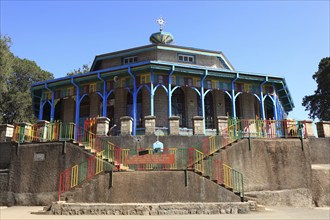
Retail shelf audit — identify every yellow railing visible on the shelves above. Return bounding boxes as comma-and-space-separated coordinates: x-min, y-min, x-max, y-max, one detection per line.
223, 164, 233, 188
209, 135, 217, 155
167, 148, 177, 170
194, 149, 204, 174
95, 152, 104, 174
71, 165, 79, 188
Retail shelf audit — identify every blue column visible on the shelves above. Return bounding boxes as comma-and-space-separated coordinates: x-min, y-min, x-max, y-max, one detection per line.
45, 83, 55, 122
259, 78, 267, 120
167, 66, 175, 119
71, 78, 80, 140
97, 72, 107, 117
50, 92, 55, 122
231, 84, 236, 119
128, 67, 137, 135
231, 73, 239, 119
200, 70, 208, 134
150, 70, 154, 116
38, 97, 44, 121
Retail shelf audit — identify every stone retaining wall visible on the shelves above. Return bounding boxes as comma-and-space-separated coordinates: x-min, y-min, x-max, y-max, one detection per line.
49, 202, 253, 215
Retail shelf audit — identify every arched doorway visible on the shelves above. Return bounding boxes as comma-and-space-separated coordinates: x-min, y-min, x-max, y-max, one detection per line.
172, 88, 186, 127
106, 93, 115, 127
42, 102, 51, 121
79, 96, 90, 127
126, 91, 143, 128
264, 96, 275, 120
54, 99, 63, 122
205, 92, 215, 129
154, 86, 168, 127
224, 93, 232, 117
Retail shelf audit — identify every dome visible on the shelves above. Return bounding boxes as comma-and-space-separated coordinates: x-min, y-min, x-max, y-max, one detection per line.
149, 31, 174, 44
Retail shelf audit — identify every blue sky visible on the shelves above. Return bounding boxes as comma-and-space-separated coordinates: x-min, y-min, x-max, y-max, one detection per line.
1, 0, 329, 121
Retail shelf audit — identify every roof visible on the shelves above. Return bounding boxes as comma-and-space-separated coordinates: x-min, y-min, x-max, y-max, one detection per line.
90, 43, 235, 71
31, 60, 294, 112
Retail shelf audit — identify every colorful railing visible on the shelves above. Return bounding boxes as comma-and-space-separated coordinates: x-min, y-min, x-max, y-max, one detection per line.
58, 154, 109, 201
227, 118, 308, 139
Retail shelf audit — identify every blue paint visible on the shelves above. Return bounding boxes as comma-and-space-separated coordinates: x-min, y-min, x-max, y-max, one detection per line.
71, 78, 80, 140
44, 83, 55, 122
167, 66, 175, 120
200, 70, 208, 134
259, 77, 268, 120
97, 72, 107, 117
231, 73, 239, 119
127, 67, 137, 135
150, 69, 154, 116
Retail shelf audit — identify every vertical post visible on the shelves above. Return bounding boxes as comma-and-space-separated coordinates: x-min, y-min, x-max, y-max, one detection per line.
185, 169, 188, 187
200, 70, 208, 134
259, 77, 268, 120
45, 83, 55, 122
127, 67, 137, 135
150, 70, 154, 116
168, 66, 175, 129
231, 73, 239, 120
272, 85, 278, 120
38, 98, 44, 121
97, 72, 107, 117
71, 78, 80, 140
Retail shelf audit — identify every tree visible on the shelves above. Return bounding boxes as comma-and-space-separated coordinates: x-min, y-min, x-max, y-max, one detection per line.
302, 57, 330, 121
66, 64, 90, 76
0, 35, 53, 124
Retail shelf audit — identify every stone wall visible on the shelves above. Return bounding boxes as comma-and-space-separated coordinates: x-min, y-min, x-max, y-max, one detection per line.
224, 139, 312, 192
61, 171, 241, 203
308, 138, 330, 164
0, 142, 92, 206
311, 164, 330, 207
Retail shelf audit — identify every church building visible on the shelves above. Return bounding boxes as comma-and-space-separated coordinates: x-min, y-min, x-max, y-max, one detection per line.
31, 18, 294, 136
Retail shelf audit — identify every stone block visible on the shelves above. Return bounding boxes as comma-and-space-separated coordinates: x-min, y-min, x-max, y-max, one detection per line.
15, 122, 33, 142
169, 116, 180, 135
0, 124, 14, 142
96, 117, 110, 136
217, 116, 228, 134
193, 116, 204, 135
36, 120, 50, 142
316, 121, 330, 138
144, 116, 156, 135
120, 116, 133, 135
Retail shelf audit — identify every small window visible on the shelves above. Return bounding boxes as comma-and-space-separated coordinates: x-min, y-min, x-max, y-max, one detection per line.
123, 56, 138, 64
178, 54, 195, 63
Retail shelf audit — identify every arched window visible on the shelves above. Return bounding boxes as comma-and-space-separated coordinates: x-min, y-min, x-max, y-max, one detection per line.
172, 88, 186, 127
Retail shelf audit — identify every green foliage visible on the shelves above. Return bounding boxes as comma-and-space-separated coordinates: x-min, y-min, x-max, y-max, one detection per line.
302, 57, 330, 121
66, 64, 90, 76
0, 35, 53, 124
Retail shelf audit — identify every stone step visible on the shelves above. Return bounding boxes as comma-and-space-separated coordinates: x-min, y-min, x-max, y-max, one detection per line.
47, 201, 252, 215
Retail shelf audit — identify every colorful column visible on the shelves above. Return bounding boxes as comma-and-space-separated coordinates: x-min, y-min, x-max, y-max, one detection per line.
128, 67, 137, 135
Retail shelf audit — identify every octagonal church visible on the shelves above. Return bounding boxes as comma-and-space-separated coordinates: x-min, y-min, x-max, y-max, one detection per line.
31, 22, 294, 136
